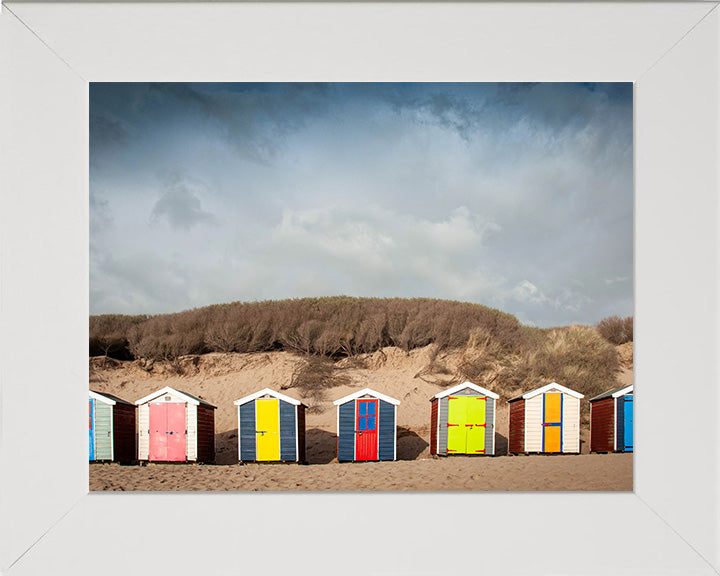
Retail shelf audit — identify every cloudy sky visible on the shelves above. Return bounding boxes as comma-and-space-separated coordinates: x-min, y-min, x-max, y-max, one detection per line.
90, 82, 633, 327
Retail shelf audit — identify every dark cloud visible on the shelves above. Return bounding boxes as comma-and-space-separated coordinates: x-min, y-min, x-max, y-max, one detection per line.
90, 83, 633, 325
90, 113, 129, 149
150, 174, 217, 231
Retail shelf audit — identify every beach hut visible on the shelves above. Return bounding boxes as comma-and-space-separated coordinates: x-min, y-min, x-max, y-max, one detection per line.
234, 388, 307, 463
508, 382, 584, 454
589, 385, 633, 452
334, 388, 400, 462
135, 386, 216, 463
89, 390, 136, 462
429, 382, 499, 456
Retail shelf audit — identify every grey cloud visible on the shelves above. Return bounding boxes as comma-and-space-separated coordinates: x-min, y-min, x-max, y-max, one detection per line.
90, 113, 129, 150
90, 83, 632, 326
150, 175, 217, 231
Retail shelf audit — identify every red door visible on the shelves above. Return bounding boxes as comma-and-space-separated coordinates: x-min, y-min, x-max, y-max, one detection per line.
149, 403, 187, 461
355, 400, 378, 461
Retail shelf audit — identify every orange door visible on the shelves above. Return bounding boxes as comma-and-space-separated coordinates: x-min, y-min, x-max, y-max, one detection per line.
543, 393, 562, 452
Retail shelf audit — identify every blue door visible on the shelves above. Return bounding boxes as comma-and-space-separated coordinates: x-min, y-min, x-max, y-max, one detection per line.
624, 395, 633, 452
89, 399, 95, 460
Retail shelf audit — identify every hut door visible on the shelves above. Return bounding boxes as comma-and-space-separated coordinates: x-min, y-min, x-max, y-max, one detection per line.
256, 399, 280, 461
447, 396, 469, 454
543, 393, 563, 452
624, 396, 633, 451
466, 397, 486, 454
356, 400, 378, 460
89, 399, 95, 460
166, 403, 187, 461
149, 403, 187, 461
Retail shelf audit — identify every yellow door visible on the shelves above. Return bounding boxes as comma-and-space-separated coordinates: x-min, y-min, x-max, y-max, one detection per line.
543, 393, 562, 452
466, 396, 486, 454
447, 396, 468, 453
256, 399, 280, 461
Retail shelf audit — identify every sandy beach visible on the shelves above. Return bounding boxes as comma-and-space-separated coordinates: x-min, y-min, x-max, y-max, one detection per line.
89, 343, 633, 491
90, 453, 632, 492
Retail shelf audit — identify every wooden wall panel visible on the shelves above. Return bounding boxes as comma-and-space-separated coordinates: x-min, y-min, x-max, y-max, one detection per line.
186, 403, 197, 461
591, 397, 615, 452
112, 403, 137, 462
561, 395, 581, 453
430, 399, 438, 455
508, 399, 525, 453
196, 405, 215, 463
524, 395, 543, 452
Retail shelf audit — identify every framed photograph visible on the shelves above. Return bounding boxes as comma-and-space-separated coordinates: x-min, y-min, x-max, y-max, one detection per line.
1, 2, 718, 575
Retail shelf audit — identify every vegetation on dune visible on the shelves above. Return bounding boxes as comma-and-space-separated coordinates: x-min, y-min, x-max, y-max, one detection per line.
596, 315, 633, 345
89, 297, 631, 398
90, 297, 524, 360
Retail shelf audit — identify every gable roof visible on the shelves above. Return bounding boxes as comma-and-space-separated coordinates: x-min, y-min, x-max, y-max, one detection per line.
135, 386, 216, 408
89, 390, 133, 406
590, 385, 633, 402
333, 387, 401, 406
508, 382, 584, 402
433, 381, 500, 400
234, 388, 305, 406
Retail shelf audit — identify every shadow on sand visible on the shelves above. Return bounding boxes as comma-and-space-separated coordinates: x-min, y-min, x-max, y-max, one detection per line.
494, 432, 509, 456
305, 428, 338, 464
397, 426, 429, 460
214, 429, 238, 465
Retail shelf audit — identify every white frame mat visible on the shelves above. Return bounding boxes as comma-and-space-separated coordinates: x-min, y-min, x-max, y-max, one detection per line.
1, 3, 719, 575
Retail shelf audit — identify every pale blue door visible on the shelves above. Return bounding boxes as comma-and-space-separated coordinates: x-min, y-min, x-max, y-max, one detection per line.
624, 396, 633, 452
89, 399, 95, 460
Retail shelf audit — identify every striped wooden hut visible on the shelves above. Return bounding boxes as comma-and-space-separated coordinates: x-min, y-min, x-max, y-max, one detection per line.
590, 385, 633, 453
89, 390, 136, 462
136, 386, 216, 463
430, 382, 499, 456
234, 388, 307, 463
334, 388, 400, 462
508, 382, 584, 454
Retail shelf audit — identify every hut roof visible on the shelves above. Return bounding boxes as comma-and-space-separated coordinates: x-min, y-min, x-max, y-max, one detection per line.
508, 382, 584, 402
234, 388, 306, 407
589, 385, 633, 402
135, 386, 216, 408
333, 387, 401, 406
89, 390, 133, 406
433, 381, 500, 400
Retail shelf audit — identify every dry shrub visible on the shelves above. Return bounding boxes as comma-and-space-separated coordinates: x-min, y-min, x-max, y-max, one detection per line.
90, 296, 526, 361
596, 315, 633, 345
284, 356, 349, 413
517, 325, 619, 399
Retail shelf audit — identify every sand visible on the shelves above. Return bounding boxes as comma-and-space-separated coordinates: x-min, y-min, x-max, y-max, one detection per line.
90, 453, 632, 491
89, 343, 633, 491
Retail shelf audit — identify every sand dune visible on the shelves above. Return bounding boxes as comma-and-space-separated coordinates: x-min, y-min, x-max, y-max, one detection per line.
89, 344, 633, 491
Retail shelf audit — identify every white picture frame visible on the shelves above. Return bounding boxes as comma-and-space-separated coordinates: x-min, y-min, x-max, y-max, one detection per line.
1, 3, 718, 575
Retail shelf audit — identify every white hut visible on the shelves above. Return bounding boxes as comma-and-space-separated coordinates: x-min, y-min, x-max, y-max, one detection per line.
508, 382, 584, 454
135, 386, 216, 462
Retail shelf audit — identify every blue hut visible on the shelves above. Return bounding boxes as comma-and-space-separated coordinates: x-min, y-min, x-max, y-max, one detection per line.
234, 388, 306, 463
333, 388, 400, 462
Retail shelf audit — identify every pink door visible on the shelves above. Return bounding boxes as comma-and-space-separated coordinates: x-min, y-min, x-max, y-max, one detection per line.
149, 403, 187, 461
